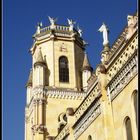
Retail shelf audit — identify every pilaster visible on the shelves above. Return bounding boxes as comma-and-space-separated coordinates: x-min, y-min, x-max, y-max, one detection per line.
97, 64, 115, 140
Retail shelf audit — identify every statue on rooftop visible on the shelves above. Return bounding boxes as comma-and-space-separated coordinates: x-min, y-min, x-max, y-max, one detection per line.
36, 22, 43, 34
77, 25, 83, 37
98, 23, 109, 46
67, 19, 76, 31
48, 16, 57, 25
127, 15, 137, 27
48, 16, 57, 30
126, 14, 137, 40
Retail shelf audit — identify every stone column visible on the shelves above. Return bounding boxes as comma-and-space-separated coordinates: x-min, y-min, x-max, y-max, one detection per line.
33, 100, 36, 125
97, 64, 115, 140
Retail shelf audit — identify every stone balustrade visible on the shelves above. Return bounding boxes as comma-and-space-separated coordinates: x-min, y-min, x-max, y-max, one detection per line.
40, 26, 51, 33
74, 82, 100, 121
73, 98, 101, 139
107, 50, 138, 100
34, 24, 81, 40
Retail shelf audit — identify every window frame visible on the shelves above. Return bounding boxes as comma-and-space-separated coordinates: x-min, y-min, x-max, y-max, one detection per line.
59, 56, 69, 83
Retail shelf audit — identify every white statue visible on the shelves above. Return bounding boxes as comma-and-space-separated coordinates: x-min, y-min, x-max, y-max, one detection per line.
77, 25, 83, 37
98, 23, 109, 46
48, 16, 57, 25
36, 22, 43, 34
48, 16, 57, 29
127, 15, 137, 27
83, 40, 89, 46
126, 15, 137, 40
67, 18, 76, 31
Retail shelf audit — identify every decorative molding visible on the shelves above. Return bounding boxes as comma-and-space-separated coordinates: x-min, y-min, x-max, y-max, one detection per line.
59, 43, 67, 52
55, 125, 69, 140
107, 32, 138, 82
107, 50, 138, 100
74, 83, 100, 121
46, 89, 86, 100
27, 87, 86, 109
73, 100, 101, 139
31, 124, 47, 135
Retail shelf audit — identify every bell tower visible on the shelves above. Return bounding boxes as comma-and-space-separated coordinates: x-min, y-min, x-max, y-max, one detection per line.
25, 17, 89, 140
30, 18, 86, 91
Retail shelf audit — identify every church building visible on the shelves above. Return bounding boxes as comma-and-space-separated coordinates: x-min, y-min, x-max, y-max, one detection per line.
24, 12, 138, 140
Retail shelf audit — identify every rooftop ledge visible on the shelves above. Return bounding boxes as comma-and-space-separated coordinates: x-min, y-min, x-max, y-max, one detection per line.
33, 24, 81, 38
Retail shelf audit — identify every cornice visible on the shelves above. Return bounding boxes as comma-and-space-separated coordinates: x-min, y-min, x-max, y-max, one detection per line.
55, 124, 69, 140
106, 29, 137, 70
46, 89, 86, 100
73, 97, 101, 139
107, 50, 138, 101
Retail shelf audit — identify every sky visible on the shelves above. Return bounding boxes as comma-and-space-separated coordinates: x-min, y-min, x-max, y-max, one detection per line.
3, 0, 137, 140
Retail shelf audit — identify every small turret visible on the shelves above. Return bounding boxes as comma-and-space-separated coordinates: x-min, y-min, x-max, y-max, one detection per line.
26, 69, 33, 105
82, 52, 93, 91
33, 48, 46, 87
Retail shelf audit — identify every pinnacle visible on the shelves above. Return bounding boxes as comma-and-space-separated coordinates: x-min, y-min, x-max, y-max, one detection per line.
83, 52, 90, 67
36, 48, 44, 63
82, 52, 93, 71
26, 69, 33, 87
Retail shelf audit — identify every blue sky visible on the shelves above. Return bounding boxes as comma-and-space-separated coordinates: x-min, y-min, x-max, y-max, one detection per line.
3, 0, 137, 140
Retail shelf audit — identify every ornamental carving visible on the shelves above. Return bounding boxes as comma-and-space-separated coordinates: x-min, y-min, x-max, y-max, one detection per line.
108, 51, 137, 100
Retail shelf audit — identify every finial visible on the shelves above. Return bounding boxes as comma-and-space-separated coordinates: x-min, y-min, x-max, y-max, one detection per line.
98, 22, 109, 46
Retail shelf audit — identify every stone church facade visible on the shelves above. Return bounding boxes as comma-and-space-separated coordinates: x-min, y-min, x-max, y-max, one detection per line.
25, 12, 138, 140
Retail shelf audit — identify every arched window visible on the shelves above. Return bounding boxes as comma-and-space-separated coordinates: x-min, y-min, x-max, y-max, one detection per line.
59, 56, 69, 82
125, 117, 133, 140
87, 135, 92, 140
